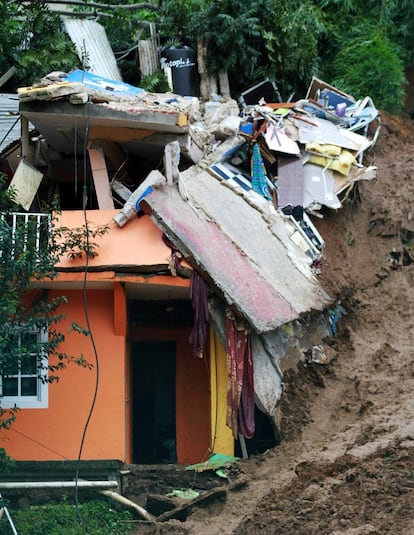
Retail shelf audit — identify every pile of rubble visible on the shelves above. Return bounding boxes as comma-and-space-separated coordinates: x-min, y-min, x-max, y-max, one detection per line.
1, 70, 381, 440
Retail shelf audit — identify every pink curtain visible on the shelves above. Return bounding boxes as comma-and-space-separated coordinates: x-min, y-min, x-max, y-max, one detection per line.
226, 311, 255, 439
189, 271, 210, 358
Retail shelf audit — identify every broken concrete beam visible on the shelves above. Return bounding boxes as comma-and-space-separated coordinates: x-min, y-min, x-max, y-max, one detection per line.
164, 141, 180, 184
112, 180, 132, 202
113, 170, 166, 227
69, 92, 89, 104
199, 135, 246, 170
18, 82, 86, 101
87, 142, 115, 209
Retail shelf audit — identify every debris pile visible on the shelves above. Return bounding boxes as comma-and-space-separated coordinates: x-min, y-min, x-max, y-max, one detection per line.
1, 69, 381, 447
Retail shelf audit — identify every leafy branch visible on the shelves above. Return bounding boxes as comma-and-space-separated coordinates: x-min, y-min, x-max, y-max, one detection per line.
53, 221, 109, 260
0, 179, 105, 432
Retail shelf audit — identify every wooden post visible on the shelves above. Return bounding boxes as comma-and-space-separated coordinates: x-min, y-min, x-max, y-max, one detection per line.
0, 493, 18, 535
219, 70, 230, 98
87, 141, 115, 209
197, 39, 210, 100
138, 22, 159, 77
21, 116, 29, 161
0, 66, 16, 88
238, 433, 249, 459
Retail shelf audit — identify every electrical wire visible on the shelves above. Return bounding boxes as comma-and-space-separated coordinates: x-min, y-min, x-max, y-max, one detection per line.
10, 428, 70, 460
74, 120, 78, 197
0, 116, 20, 150
73, 94, 100, 534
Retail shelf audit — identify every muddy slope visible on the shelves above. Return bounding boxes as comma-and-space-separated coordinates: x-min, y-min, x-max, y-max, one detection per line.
173, 112, 414, 535
125, 111, 414, 534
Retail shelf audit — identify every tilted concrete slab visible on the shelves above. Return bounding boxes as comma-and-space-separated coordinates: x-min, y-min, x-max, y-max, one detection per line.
19, 100, 188, 154
140, 168, 332, 334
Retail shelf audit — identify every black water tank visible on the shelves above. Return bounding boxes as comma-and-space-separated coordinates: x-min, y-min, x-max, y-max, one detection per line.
160, 45, 199, 97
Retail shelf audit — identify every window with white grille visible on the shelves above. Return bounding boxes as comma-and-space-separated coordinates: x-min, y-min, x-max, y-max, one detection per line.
0, 329, 48, 408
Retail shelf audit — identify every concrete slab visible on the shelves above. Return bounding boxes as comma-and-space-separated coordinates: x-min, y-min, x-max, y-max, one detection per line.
140, 169, 331, 333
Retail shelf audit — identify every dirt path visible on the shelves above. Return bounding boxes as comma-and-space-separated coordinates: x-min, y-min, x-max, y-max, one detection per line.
181, 112, 414, 534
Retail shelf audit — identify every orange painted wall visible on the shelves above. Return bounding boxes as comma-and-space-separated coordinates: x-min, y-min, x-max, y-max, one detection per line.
55, 210, 175, 270
131, 328, 211, 465
176, 334, 211, 465
0, 289, 127, 462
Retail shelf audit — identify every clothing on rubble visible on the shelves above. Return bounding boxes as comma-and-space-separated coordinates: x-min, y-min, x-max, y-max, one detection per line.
226, 310, 255, 439
189, 270, 210, 358
251, 142, 272, 201
162, 234, 184, 276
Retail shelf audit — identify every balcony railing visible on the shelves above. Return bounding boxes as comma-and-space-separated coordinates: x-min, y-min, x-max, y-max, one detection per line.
0, 212, 50, 261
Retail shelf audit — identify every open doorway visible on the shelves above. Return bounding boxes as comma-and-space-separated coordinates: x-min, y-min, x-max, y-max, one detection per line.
131, 340, 177, 464
234, 406, 280, 457
128, 298, 211, 465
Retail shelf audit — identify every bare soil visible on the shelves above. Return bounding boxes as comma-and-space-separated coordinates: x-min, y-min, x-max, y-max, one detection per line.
126, 110, 414, 534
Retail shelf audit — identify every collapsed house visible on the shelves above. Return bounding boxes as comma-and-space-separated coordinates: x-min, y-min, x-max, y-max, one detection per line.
0, 70, 379, 467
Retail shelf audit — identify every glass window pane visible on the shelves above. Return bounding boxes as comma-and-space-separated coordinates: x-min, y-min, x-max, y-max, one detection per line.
21, 332, 38, 351
3, 377, 18, 396
21, 377, 37, 396
3, 359, 19, 375
21, 354, 38, 375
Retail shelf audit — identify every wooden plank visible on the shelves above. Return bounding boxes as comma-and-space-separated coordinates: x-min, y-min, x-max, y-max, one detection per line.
0, 66, 16, 88
87, 142, 114, 209
156, 476, 248, 522
156, 487, 227, 522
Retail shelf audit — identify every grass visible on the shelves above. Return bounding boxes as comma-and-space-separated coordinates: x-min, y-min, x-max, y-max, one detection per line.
0, 498, 135, 535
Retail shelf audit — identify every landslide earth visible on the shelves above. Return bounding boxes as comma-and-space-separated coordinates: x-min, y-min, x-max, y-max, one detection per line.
132, 111, 414, 535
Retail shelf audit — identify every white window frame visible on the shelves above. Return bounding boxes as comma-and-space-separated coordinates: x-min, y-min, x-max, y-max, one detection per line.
0, 328, 49, 409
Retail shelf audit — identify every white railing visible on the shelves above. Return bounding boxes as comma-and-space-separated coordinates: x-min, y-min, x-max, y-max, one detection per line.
0, 212, 50, 260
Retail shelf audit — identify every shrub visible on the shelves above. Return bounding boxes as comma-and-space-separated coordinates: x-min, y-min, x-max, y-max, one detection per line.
1, 498, 134, 535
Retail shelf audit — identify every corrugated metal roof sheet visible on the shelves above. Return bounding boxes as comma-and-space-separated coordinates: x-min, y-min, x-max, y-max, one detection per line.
63, 18, 122, 81
0, 94, 20, 152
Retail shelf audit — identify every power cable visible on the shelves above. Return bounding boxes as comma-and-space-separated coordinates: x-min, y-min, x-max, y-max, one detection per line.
10, 428, 70, 460
73, 93, 101, 534
0, 116, 20, 150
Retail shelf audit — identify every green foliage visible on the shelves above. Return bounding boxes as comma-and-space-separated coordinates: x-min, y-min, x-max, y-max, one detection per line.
54, 222, 109, 260
0, 0, 79, 90
101, 8, 160, 85
194, 0, 274, 91
0, 448, 15, 474
0, 1, 22, 69
158, 0, 205, 43
2, 499, 133, 535
138, 0, 414, 110
263, 0, 325, 99
314, 0, 411, 112
2, 0, 414, 112
330, 31, 406, 114
139, 69, 171, 92
0, 179, 106, 429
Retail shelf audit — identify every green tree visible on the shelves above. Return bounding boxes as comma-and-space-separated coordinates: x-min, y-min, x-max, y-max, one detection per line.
2, 0, 414, 109
0, 0, 80, 90
314, 0, 411, 112
263, 0, 325, 99
331, 30, 405, 114
157, 0, 274, 94
0, 181, 107, 430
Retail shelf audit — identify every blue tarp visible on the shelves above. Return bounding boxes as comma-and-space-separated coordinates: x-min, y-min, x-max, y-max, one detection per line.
64, 70, 143, 97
